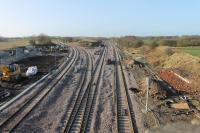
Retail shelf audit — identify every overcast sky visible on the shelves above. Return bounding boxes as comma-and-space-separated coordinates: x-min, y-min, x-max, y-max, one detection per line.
0, 0, 200, 37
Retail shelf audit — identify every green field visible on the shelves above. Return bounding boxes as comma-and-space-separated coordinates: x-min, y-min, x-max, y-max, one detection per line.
182, 47, 200, 57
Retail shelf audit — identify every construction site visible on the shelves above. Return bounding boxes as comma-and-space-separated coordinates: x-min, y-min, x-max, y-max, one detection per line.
2, 0, 200, 132
0, 43, 68, 103
0, 37, 199, 133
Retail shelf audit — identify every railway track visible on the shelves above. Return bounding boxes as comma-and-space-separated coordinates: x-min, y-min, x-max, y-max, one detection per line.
58, 49, 94, 132
63, 47, 106, 133
0, 47, 74, 113
0, 47, 79, 132
115, 44, 161, 128
81, 48, 107, 133
114, 46, 138, 133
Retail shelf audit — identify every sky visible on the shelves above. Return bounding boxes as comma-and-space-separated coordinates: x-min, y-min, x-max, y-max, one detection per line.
0, 0, 200, 37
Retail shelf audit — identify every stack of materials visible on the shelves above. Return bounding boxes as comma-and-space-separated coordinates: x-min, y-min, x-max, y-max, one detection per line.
26, 66, 38, 77
158, 70, 195, 94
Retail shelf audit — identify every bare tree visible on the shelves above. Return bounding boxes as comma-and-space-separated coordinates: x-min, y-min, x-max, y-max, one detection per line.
37, 34, 52, 45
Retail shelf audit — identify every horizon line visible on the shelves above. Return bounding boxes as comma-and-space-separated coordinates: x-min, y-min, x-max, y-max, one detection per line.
2, 34, 200, 38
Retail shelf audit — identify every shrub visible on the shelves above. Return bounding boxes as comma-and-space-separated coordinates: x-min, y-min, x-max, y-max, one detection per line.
37, 34, 52, 45
133, 40, 144, 48
149, 41, 159, 49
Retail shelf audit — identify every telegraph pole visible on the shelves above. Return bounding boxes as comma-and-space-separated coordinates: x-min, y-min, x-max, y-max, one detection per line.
145, 76, 152, 112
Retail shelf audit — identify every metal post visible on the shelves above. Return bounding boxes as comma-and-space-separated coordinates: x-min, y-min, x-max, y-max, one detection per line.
55, 48, 56, 67
145, 77, 152, 112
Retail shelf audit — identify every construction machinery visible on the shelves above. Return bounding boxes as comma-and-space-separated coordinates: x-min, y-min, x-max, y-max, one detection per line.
0, 64, 21, 82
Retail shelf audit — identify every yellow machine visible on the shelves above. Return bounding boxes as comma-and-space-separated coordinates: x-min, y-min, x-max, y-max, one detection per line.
0, 64, 21, 82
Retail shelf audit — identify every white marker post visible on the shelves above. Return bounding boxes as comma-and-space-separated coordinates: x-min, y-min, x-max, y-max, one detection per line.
55, 47, 57, 67
145, 77, 152, 112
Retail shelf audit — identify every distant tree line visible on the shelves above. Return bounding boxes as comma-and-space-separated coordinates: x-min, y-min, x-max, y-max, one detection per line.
117, 37, 144, 48
117, 36, 200, 48
61, 37, 80, 43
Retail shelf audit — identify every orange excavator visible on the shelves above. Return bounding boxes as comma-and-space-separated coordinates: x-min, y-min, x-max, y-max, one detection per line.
0, 64, 21, 82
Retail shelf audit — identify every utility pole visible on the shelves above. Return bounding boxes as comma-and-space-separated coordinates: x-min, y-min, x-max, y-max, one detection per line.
145, 76, 152, 112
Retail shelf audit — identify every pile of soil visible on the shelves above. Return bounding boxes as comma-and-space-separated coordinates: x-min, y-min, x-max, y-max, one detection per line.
140, 47, 200, 96
163, 53, 200, 74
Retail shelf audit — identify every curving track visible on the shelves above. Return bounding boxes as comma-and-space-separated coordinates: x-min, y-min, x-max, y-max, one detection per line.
57, 48, 94, 133
0, 47, 79, 132
63, 47, 107, 133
